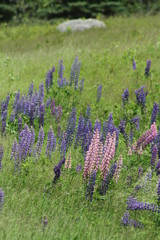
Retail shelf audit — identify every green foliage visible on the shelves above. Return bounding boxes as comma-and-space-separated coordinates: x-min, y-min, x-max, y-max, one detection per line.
1, 0, 160, 22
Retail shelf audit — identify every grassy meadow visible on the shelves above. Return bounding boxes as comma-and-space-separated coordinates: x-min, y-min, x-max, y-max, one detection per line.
1, 16, 160, 239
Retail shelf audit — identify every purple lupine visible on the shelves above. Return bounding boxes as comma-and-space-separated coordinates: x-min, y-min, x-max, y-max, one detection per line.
38, 83, 44, 104
74, 114, 84, 148
86, 170, 96, 201
127, 196, 159, 213
119, 120, 129, 148
76, 164, 82, 172
121, 211, 130, 226
99, 163, 117, 195
157, 179, 160, 205
56, 105, 62, 123
122, 88, 129, 106
156, 160, 160, 176
151, 102, 158, 125
93, 120, 101, 134
29, 126, 35, 155
151, 144, 157, 169
29, 102, 35, 127
60, 133, 66, 158
58, 60, 65, 87
79, 78, 84, 93
39, 103, 45, 127
122, 211, 143, 228
18, 116, 22, 134
129, 128, 133, 145
101, 113, 115, 143
0, 189, 4, 210
46, 98, 51, 108
12, 91, 20, 110
65, 107, 77, 150
97, 84, 102, 102
132, 60, 137, 70
18, 124, 32, 162
145, 59, 151, 77
53, 158, 65, 183
9, 112, 15, 123
0, 145, 4, 170
50, 98, 55, 116
46, 126, 56, 159
157, 126, 160, 158
135, 86, 148, 109
131, 116, 140, 130
34, 126, 44, 160
27, 82, 34, 99
70, 56, 81, 89
10, 138, 19, 171
1, 109, 7, 136
45, 70, 52, 92
82, 119, 92, 153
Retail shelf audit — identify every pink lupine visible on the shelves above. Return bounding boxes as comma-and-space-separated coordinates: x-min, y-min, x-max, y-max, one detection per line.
101, 132, 116, 177
114, 155, 123, 183
65, 152, 72, 169
83, 129, 102, 180
89, 129, 100, 174
83, 140, 94, 180
133, 123, 157, 153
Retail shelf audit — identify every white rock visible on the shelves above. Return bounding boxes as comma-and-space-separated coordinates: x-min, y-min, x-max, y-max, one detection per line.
57, 19, 106, 32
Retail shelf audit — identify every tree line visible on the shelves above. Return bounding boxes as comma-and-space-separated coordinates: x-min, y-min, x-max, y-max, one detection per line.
0, 0, 160, 22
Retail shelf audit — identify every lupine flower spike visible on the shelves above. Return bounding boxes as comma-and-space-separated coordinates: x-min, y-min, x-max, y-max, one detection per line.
65, 152, 72, 169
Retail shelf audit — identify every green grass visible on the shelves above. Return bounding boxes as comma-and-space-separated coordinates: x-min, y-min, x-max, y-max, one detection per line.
1, 16, 160, 239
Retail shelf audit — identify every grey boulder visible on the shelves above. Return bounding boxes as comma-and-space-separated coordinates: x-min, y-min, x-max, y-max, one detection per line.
57, 19, 106, 32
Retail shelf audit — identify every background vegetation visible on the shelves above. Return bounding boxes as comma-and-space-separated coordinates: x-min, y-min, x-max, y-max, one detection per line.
1, 0, 160, 23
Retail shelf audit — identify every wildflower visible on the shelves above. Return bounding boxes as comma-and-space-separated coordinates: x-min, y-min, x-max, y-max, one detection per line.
0, 145, 4, 170
76, 164, 82, 172
56, 105, 62, 123
122, 88, 129, 105
46, 98, 51, 108
34, 126, 44, 160
101, 132, 116, 177
29, 103, 35, 127
151, 102, 158, 125
132, 60, 136, 70
39, 103, 45, 127
151, 144, 157, 169
0, 189, 4, 210
133, 123, 157, 153
157, 179, 160, 205
53, 158, 65, 183
131, 116, 140, 130
74, 114, 84, 147
45, 126, 56, 159
86, 170, 96, 201
65, 152, 72, 169
99, 163, 117, 195
97, 84, 102, 102
134, 86, 148, 109
145, 59, 151, 77
70, 56, 81, 89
